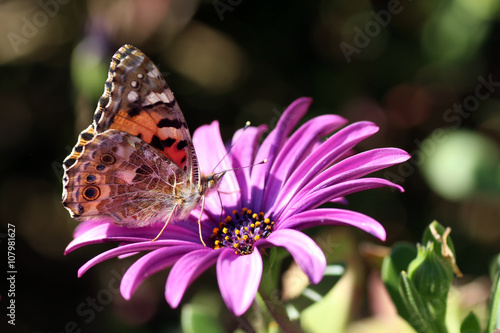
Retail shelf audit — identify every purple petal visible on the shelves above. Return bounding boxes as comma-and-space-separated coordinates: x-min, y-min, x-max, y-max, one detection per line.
277, 208, 386, 241
193, 121, 241, 211
77, 240, 198, 277
250, 98, 312, 211
121, 244, 201, 299
289, 121, 379, 186
192, 121, 227, 174
166, 248, 221, 308
281, 178, 404, 221
258, 229, 326, 284
292, 148, 410, 205
271, 121, 379, 216
230, 124, 268, 206
65, 222, 201, 254
72, 219, 107, 238
330, 197, 348, 205
263, 115, 347, 211
217, 248, 263, 316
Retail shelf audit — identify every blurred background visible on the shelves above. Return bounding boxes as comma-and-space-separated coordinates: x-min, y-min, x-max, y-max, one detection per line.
1, 0, 499, 332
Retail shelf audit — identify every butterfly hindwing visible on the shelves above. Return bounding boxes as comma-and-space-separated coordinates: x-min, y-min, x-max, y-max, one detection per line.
62, 124, 95, 171
62, 129, 190, 227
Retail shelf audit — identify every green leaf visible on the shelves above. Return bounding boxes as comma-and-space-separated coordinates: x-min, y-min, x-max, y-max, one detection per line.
407, 242, 452, 325
460, 312, 481, 333
488, 254, 500, 332
382, 242, 417, 321
181, 304, 225, 333
398, 271, 445, 333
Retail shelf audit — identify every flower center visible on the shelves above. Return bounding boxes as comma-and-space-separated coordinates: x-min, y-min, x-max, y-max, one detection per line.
211, 208, 275, 255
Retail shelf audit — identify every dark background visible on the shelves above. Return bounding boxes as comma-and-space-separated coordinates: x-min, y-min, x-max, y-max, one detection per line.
1, 0, 499, 332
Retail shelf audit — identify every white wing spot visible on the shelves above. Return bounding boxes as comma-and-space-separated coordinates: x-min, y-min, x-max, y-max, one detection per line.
127, 90, 139, 102
130, 80, 138, 88
137, 73, 144, 79
147, 68, 161, 78
158, 92, 173, 103
144, 92, 160, 105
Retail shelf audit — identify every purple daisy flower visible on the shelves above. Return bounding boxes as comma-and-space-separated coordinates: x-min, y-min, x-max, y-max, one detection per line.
65, 97, 410, 316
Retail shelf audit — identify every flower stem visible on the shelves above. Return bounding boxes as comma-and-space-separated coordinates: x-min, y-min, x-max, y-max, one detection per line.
256, 290, 303, 333
258, 247, 304, 333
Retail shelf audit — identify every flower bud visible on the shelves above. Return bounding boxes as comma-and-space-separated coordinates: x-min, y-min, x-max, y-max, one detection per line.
407, 242, 454, 301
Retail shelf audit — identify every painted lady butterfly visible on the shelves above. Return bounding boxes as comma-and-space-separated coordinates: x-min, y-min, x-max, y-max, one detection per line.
62, 44, 224, 243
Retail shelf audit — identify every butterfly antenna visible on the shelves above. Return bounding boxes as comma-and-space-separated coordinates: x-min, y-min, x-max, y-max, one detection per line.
214, 159, 268, 178
211, 121, 251, 174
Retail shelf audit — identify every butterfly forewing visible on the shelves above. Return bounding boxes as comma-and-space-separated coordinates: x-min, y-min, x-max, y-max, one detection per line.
93, 44, 200, 186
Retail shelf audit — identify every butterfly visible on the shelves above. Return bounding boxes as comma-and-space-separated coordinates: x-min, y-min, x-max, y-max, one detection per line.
62, 44, 224, 243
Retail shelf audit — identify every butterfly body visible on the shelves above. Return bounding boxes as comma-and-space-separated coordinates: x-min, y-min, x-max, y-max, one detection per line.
62, 45, 219, 234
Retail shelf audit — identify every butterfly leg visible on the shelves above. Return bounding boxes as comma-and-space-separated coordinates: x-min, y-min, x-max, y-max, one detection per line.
215, 189, 240, 223
152, 204, 179, 242
198, 195, 207, 247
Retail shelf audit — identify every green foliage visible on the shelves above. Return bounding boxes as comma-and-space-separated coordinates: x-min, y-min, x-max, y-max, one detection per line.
408, 242, 453, 303
382, 242, 418, 321
460, 312, 481, 333
383, 221, 500, 333
488, 254, 500, 332
398, 271, 444, 332
181, 304, 225, 333
382, 221, 475, 333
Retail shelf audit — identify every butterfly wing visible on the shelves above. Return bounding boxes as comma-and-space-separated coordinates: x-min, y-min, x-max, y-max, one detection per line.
62, 129, 192, 226
93, 44, 200, 185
